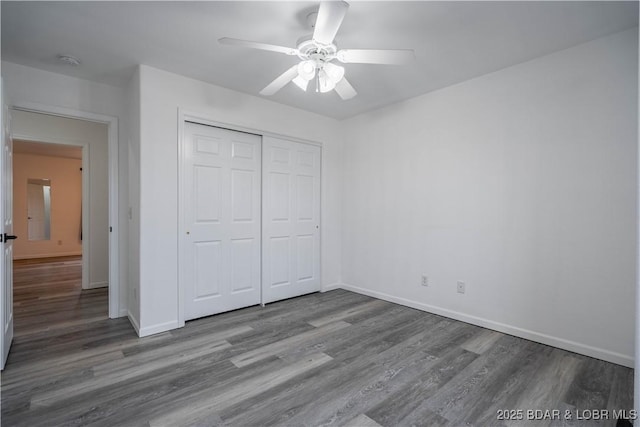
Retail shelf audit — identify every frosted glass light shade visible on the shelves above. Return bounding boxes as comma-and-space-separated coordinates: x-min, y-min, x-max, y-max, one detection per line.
292, 75, 309, 91
318, 70, 336, 93
297, 60, 316, 81
323, 62, 345, 84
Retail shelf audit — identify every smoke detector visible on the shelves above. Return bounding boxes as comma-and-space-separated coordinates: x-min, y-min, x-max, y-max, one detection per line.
57, 55, 81, 66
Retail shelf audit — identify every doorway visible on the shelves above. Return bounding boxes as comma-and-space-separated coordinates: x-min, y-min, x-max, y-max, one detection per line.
9, 106, 119, 319
12, 256, 107, 336
13, 140, 86, 274
11, 112, 108, 334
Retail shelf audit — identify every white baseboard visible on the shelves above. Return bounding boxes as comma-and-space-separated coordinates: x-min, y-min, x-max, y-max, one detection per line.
138, 320, 180, 338
340, 283, 633, 368
321, 282, 341, 293
14, 252, 82, 260
85, 281, 108, 290
127, 311, 140, 335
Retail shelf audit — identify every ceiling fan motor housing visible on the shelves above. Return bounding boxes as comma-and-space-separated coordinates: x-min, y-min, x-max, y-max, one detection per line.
296, 35, 337, 67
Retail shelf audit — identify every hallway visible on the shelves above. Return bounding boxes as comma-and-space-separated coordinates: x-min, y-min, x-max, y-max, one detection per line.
12, 256, 107, 337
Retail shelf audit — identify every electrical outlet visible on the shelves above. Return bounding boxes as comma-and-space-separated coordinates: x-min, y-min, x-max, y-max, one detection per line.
421, 275, 428, 287
457, 281, 465, 294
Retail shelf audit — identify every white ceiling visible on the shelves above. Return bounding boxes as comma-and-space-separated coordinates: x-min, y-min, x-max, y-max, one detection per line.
2, 1, 637, 120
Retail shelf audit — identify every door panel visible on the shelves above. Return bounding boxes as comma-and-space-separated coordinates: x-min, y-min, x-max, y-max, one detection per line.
194, 166, 221, 222
269, 236, 291, 287
231, 170, 254, 221
183, 123, 261, 321
1, 79, 14, 370
262, 136, 321, 304
270, 172, 290, 221
194, 241, 221, 298
296, 175, 314, 220
230, 238, 255, 292
296, 234, 315, 281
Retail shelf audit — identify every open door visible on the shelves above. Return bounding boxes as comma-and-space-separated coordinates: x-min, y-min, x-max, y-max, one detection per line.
1, 78, 14, 370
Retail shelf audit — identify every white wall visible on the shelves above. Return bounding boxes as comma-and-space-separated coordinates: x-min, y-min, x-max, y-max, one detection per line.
2, 61, 129, 315
341, 28, 638, 367
136, 65, 342, 335
11, 110, 108, 288
126, 67, 141, 330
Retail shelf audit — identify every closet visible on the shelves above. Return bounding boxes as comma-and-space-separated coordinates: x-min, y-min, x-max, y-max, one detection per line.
262, 136, 321, 304
181, 122, 321, 321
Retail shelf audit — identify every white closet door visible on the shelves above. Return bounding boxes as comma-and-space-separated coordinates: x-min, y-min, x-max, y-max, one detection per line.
182, 122, 261, 321
262, 136, 321, 304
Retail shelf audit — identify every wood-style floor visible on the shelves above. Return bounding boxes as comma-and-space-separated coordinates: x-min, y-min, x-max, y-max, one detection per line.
11, 256, 108, 337
1, 258, 634, 426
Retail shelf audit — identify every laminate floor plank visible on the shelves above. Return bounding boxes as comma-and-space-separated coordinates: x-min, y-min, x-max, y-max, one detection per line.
219, 316, 451, 425
149, 352, 334, 426
230, 320, 350, 368
31, 340, 233, 408
461, 328, 504, 355
365, 347, 478, 427
343, 414, 384, 427
504, 350, 582, 427
422, 335, 536, 421
1, 258, 633, 427
452, 341, 555, 426
564, 357, 616, 412
218, 358, 379, 426
307, 299, 388, 327
607, 364, 635, 418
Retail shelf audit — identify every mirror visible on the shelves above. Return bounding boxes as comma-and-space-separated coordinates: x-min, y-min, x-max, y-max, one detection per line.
27, 178, 51, 241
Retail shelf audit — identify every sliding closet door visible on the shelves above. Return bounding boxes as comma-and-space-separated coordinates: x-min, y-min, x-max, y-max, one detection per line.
262, 136, 321, 304
182, 122, 261, 321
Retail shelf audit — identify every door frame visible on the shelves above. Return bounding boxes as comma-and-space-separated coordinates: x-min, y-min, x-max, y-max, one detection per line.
13, 135, 90, 288
11, 102, 120, 319
177, 109, 322, 327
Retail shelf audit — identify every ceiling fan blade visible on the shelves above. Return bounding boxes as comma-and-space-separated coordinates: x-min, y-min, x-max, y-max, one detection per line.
259, 65, 299, 96
218, 37, 298, 56
334, 77, 357, 100
313, 1, 349, 45
337, 49, 415, 64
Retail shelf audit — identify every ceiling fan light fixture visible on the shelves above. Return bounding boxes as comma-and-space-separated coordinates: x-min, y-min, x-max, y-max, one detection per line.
318, 69, 337, 93
292, 75, 309, 91
298, 60, 316, 81
323, 62, 345, 84
223, 1, 414, 100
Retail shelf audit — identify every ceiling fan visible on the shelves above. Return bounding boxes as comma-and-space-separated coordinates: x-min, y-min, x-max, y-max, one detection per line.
218, 1, 415, 100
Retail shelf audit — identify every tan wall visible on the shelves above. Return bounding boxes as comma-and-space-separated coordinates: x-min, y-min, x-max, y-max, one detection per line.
13, 153, 82, 259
